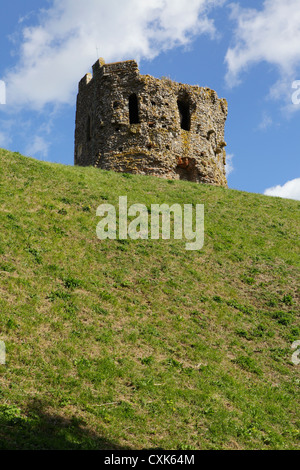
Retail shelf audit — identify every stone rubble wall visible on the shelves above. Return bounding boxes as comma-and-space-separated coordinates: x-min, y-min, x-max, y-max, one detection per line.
75, 59, 228, 187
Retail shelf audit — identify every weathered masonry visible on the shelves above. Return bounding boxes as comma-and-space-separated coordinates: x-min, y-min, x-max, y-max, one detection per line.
75, 58, 228, 186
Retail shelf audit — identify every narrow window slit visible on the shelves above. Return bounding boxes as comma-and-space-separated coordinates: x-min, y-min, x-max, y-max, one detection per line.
177, 99, 191, 131
129, 94, 139, 124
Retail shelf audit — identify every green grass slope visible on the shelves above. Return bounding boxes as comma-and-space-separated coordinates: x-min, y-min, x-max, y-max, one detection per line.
0, 148, 299, 450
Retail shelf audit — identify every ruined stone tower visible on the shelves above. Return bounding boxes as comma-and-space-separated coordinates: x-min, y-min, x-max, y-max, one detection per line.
75, 58, 228, 186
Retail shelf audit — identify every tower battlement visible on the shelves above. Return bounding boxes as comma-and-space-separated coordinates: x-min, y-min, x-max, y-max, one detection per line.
75, 58, 228, 186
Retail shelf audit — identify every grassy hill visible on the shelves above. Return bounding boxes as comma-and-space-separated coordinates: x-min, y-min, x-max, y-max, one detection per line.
0, 148, 299, 450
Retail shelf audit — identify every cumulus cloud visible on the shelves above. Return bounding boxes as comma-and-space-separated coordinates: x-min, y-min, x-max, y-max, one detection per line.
225, 0, 300, 87
5, 0, 223, 109
264, 178, 300, 201
225, 153, 234, 177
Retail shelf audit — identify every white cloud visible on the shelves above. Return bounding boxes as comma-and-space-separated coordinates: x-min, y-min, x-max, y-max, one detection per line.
5, 0, 223, 109
0, 131, 11, 148
225, 0, 300, 87
26, 136, 50, 158
226, 153, 234, 176
0, 118, 14, 148
264, 178, 300, 201
258, 112, 273, 131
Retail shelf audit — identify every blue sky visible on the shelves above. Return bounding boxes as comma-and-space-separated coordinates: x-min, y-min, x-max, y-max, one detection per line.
0, 0, 300, 199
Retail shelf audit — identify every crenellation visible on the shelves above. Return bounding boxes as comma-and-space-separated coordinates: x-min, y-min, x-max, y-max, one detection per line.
74, 59, 228, 186
78, 73, 92, 92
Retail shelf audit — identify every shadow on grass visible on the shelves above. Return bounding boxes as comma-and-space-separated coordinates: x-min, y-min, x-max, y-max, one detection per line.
0, 398, 131, 450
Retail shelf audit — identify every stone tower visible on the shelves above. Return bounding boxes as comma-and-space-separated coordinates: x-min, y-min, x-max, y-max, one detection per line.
75, 58, 228, 186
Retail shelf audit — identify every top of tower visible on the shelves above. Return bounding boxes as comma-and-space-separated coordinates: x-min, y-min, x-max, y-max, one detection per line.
78, 58, 139, 92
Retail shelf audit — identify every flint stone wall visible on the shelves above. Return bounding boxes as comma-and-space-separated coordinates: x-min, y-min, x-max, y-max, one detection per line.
75, 59, 228, 186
